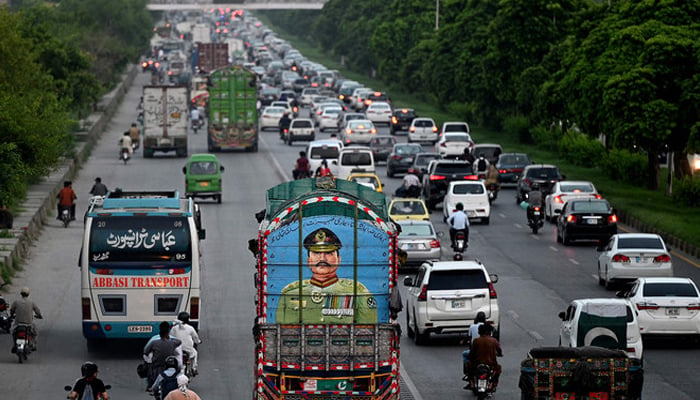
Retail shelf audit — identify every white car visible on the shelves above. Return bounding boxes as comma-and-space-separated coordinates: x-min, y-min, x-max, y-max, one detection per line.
364, 102, 392, 126
286, 118, 315, 145
318, 107, 342, 132
335, 146, 375, 179
404, 260, 500, 345
544, 181, 600, 221
306, 139, 343, 177
259, 106, 286, 131
440, 121, 470, 135
408, 117, 438, 143
559, 298, 643, 359
351, 88, 372, 111
597, 233, 674, 289
340, 119, 377, 145
313, 103, 341, 126
434, 132, 474, 158
619, 277, 700, 338
443, 181, 491, 224
300, 88, 320, 106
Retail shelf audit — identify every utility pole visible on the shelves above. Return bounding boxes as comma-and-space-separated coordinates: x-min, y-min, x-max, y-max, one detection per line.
435, 0, 440, 30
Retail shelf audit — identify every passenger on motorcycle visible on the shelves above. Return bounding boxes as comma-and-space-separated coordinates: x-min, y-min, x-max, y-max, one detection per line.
119, 132, 133, 159
89, 177, 109, 197
57, 181, 77, 221
475, 155, 490, 178
128, 122, 141, 147
447, 202, 469, 249
394, 173, 421, 198
462, 312, 486, 382
293, 151, 311, 180
466, 323, 502, 391
151, 355, 182, 399
170, 312, 202, 376
484, 164, 500, 191
163, 375, 202, 400
68, 361, 110, 400
315, 159, 333, 178
278, 111, 292, 138
144, 321, 183, 388
10, 287, 42, 351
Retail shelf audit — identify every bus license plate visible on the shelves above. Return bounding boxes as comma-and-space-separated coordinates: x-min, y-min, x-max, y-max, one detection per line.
128, 325, 153, 333
451, 300, 465, 308
666, 308, 680, 316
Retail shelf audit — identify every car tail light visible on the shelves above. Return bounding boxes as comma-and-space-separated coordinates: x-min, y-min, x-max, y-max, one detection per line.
440, 143, 447, 147
636, 302, 659, 310
317, 110, 322, 115
608, 215, 618, 223
626, 347, 636, 354
154, 62, 160, 68
430, 239, 440, 248
612, 254, 630, 263
365, 100, 371, 106
654, 254, 671, 263
190, 297, 200, 319
432, 126, 438, 133
488, 283, 497, 298
566, 215, 577, 223
498, 169, 508, 174
392, 155, 402, 160
168, 71, 173, 75
339, 95, 345, 100
687, 304, 700, 310
417, 285, 428, 301
82, 298, 91, 320
141, 62, 148, 68
410, 127, 415, 133
429, 175, 446, 180
464, 175, 479, 180
554, 195, 563, 204
533, 206, 540, 212
370, 128, 377, 134
594, 194, 602, 199
345, 129, 352, 134
391, 116, 398, 124
16, 330, 26, 339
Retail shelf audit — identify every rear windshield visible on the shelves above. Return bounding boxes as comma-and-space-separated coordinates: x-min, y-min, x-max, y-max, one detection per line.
414, 120, 434, 127
617, 237, 664, 250
399, 224, 434, 237
445, 133, 470, 142
428, 270, 487, 290
434, 163, 474, 174
415, 154, 439, 166
526, 167, 560, 179
341, 152, 372, 166
560, 183, 595, 193
390, 201, 426, 215
309, 146, 340, 159
395, 145, 422, 155
395, 110, 416, 118
570, 201, 610, 212
499, 154, 530, 165
189, 161, 218, 175
292, 120, 313, 128
474, 147, 502, 159
373, 137, 396, 146
453, 183, 484, 195
444, 124, 468, 132
642, 283, 698, 297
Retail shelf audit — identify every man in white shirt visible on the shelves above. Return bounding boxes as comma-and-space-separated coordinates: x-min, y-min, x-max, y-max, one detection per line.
170, 312, 202, 375
395, 173, 421, 197
447, 202, 469, 249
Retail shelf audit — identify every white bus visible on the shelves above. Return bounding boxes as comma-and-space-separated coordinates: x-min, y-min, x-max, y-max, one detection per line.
80, 191, 204, 349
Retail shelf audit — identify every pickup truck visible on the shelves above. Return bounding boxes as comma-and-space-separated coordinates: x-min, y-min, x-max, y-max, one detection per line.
421, 159, 477, 210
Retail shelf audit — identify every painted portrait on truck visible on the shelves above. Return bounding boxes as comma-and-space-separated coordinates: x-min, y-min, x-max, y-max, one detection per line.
266, 216, 391, 324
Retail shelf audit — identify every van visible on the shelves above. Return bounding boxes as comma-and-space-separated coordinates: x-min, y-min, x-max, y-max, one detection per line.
306, 140, 343, 177
183, 154, 225, 203
335, 146, 375, 180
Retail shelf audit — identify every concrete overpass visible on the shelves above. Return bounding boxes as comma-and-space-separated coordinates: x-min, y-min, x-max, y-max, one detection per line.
147, 1, 328, 10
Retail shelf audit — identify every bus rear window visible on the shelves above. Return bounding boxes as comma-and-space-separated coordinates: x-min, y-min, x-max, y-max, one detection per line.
89, 216, 192, 263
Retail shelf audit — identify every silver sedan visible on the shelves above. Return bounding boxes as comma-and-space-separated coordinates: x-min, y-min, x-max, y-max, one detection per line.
397, 220, 442, 268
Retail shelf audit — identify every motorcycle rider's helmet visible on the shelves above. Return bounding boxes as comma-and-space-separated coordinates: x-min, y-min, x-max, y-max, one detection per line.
165, 355, 179, 369
81, 361, 98, 377
178, 311, 190, 324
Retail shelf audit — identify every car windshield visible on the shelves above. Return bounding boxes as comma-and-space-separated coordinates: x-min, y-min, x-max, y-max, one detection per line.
351, 176, 378, 186
453, 184, 484, 195
527, 168, 560, 179
373, 137, 395, 146
434, 163, 473, 173
396, 110, 415, 118
399, 224, 434, 237
189, 161, 218, 175
617, 237, 664, 249
444, 133, 470, 142
265, 108, 285, 114
341, 152, 372, 165
570, 201, 609, 213
350, 121, 372, 129
642, 283, 698, 297
309, 146, 340, 159
415, 120, 434, 127
499, 154, 530, 165
370, 104, 390, 110
415, 155, 439, 166
560, 183, 595, 193
324, 109, 341, 115
428, 270, 487, 290
391, 201, 426, 215
395, 145, 422, 155
444, 124, 468, 132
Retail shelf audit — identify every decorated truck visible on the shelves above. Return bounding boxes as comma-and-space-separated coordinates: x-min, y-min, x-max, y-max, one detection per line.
142, 85, 189, 158
207, 66, 258, 152
251, 178, 402, 399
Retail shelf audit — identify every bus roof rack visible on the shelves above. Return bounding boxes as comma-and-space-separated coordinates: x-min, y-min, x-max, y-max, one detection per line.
102, 190, 183, 210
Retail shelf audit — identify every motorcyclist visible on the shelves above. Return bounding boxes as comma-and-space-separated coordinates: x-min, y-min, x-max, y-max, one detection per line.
119, 132, 133, 159
128, 122, 141, 148
190, 107, 201, 131
466, 323, 502, 391
523, 182, 543, 222
484, 164, 501, 192
462, 312, 486, 385
447, 202, 469, 250
315, 159, 333, 178
475, 154, 490, 178
394, 173, 421, 198
57, 180, 77, 221
293, 151, 311, 180
10, 287, 42, 351
144, 321, 182, 389
170, 312, 202, 376
164, 375, 202, 400
278, 111, 292, 139
151, 355, 182, 400
68, 361, 110, 400
89, 177, 109, 197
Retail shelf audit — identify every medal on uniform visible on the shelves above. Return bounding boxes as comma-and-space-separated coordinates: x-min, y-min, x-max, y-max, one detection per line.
310, 289, 325, 303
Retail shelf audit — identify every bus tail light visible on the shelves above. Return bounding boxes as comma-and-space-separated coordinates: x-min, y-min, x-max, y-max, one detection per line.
190, 297, 200, 319
82, 298, 91, 320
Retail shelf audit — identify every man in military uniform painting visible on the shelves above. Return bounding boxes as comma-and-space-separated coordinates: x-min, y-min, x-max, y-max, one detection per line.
276, 228, 378, 324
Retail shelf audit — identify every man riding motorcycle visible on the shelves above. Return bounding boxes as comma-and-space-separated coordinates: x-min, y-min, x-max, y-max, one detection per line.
447, 202, 469, 250
278, 111, 292, 140
524, 182, 543, 221
466, 323, 502, 391
10, 287, 42, 351
292, 151, 311, 180
119, 132, 133, 159
170, 312, 202, 376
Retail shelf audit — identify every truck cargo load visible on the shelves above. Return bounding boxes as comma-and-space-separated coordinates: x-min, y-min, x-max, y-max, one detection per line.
207, 66, 258, 152
142, 86, 189, 158
252, 178, 401, 400
196, 42, 228, 74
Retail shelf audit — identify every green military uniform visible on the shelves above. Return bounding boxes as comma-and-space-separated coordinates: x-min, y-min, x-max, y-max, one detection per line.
275, 227, 378, 324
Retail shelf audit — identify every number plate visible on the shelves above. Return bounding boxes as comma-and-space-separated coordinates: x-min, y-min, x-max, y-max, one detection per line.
401, 243, 416, 250
666, 308, 680, 316
15, 338, 26, 345
477, 379, 487, 390
586, 218, 599, 225
468, 211, 476, 217
451, 300, 465, 308
635, 256, 650, 263
533, 211, 540, 216
128, 325, 153, 333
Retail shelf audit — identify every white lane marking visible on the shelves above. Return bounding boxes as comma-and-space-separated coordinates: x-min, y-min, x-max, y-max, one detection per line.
569, 258, 579, 265
514, 223, 523, 229
591, 274, 599, 281
400, 363, 425, 400
259, 133, 290, 181
549, 246, 559, 252
507, 310, 544, 342
498, 213, 506, 219
531, 235, 540, 240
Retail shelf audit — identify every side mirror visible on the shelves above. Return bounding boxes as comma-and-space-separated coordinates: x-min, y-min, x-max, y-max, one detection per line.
615, 290, 626, 298
198, 229, 206, 240
220, 165, 225, 172
558, 311, 566, 321
561, 175, 567, 180
489, 274, 498, 284
182, 166, 187, 174
403, 276, 413, 287
332, 160, 338, 165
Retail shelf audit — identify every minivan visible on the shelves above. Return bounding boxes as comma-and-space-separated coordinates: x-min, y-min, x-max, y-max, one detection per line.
183, 154, 224, 203
335, 146, 375, 180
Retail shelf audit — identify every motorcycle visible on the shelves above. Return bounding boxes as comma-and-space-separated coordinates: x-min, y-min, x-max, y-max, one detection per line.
183, 350, 196, 379
527, 205, 544, 234
452, 229, 468, 260
467, 364, 497, 399
0, 295, 12, 333
120, 148, 130, 165
192, 118, 202, 134
65, 384, 112, 396
59, 205, 71, 228
12, 325, 33, 363
486, 182, 499, 203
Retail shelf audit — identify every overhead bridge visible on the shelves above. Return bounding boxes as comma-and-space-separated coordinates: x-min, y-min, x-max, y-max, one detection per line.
147, 1, 328, 10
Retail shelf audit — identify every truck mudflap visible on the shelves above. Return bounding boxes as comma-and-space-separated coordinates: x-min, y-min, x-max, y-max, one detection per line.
254, 323, 400, 400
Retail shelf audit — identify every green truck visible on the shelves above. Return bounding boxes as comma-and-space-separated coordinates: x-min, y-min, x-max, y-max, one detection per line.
207, 66, 258, 152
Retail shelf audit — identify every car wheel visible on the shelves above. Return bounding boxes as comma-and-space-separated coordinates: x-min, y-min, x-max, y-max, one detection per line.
406, 305, 415, 339
562, 230, 571, 246
604, 270, 613, 290
597, 264, 605, 286
387, 167, 393, 178
483, 216, 490, 225
413, 314, 428, 345
556, 227, 563, 243
516, 191, 522, 204
216, 195, 222, 204
287, 138, 293, 146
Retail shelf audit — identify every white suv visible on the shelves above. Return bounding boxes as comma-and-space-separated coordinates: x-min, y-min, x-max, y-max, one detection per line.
404, 260, 499, 345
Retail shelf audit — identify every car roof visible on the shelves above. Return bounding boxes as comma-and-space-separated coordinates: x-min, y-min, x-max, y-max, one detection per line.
424, 260, 487, 271
397, 219, 434, 226
612, 233, 661, 239
291, 118, 313, 123
525, 164, 558, 169
188, 154, 219, 162
448, 181, 485, 188
572, 298, 629, 305
635, 277, 695, 284
413, 117, 435, 122
390, 197, 424, 203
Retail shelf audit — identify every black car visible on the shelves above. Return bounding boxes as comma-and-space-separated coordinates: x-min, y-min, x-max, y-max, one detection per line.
386, 143, 424, 177
421, 160, 477, 210
390, 108, 417, 135
556, 199, 617, 245
516, 164, 564, 203
496, 153, 531, 186
407, 152, 441, 180
369, 135, 397, 164
365, 91, 391, 109
258, 87, 280, 108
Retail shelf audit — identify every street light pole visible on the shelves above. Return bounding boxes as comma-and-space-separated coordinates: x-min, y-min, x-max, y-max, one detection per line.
435, 0, 440, 30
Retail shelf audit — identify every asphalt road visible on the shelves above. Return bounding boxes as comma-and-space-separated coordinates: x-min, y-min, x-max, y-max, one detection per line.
1, 70, 698, 400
